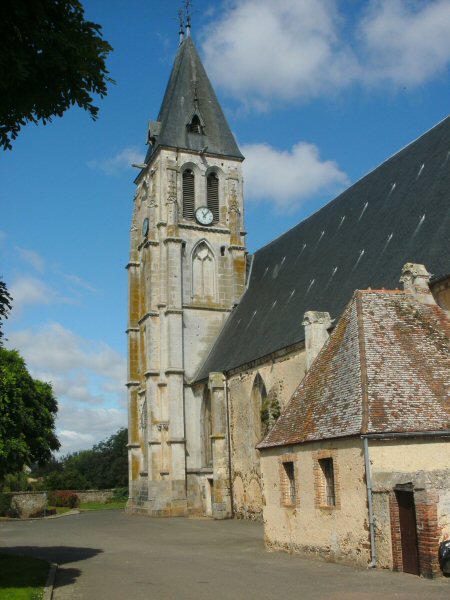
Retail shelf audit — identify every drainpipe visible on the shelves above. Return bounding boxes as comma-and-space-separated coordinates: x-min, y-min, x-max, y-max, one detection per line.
362, 436, 377, 568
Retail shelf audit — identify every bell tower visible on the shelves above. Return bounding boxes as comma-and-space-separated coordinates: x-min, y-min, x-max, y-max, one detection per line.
126, 28, 246, 516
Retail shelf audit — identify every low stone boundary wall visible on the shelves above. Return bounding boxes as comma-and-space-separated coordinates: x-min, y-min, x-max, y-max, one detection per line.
10, 492, 47, 518
74, 489, 117, 504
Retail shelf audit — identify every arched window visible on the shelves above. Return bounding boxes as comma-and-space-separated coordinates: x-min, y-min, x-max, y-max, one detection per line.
207, 172, 219, 224
188, 114, 202, 134
192, 242, 215, 301
202, 388, 213, 467
251, 374, 267, 444
182, 169, 195, 220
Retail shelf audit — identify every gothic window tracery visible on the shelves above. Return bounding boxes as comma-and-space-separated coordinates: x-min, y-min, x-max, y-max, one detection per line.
192, 242, 216, 301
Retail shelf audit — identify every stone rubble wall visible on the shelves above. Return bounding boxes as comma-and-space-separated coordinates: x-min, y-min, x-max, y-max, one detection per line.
10, 492, 47, 518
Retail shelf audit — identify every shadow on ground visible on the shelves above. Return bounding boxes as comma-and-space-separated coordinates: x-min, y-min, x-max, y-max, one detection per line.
3, 546, 103, 590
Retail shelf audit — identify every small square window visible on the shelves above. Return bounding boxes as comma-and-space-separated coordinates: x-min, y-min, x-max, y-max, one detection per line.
281, 461, 296, 506
319, 457, 336, 507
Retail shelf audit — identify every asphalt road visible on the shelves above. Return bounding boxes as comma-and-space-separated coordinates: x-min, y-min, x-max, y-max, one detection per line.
0, 511, 448, 599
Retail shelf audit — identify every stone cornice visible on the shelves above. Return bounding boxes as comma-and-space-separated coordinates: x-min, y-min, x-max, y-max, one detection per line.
126, 380, 140, 388
183, 304, 231, 313
125, 261, 140, 269
126, 327, 139, 334
164, 308, 183, 315
138, 311, 159, 325
163, 237, 183, 245
179, 222, 230, 234
144, 369, 160, 378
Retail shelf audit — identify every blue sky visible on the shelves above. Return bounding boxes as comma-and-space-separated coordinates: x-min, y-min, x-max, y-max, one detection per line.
2, 0, 450, 454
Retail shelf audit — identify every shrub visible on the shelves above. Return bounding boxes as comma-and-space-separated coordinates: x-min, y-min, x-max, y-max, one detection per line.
47, 490, 79, 508
43, 469, 91, 491
112, 487, 128, 502
0, 492, 19, 517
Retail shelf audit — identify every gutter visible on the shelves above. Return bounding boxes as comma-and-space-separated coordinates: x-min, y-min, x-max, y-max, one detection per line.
362, 430, 450, 440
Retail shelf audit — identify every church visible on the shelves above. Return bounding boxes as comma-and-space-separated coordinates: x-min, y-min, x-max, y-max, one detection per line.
126, 25, 450, 572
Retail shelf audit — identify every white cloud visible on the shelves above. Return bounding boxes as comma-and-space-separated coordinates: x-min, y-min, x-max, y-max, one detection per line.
201, 0, 450, 106
242, 141, 349, 213
57, 406, 126, 454
7, 323, 127, 454
8, 322, 125, 384
202, 0, 357, 106
9, 276, 71, 312
15, 247, 45, 272
358, 0, 450, 86
88, 146, 145, 176
59, 272, 98, 294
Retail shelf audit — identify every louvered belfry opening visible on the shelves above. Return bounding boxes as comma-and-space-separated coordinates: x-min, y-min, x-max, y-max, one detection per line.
183, 169, 195, 220
188, 114, 202, 134
207, 172, 219, 224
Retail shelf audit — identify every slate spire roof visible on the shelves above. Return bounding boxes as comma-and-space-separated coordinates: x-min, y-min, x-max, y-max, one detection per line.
195, 115, 450, 381
145, 37, 243, 161
258, 290, 450, 450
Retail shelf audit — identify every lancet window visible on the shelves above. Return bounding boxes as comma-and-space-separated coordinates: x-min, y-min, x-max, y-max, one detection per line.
207, 172, 219, 223
182, 169, 195, 219
192, 242, 215, 301
202, 388, 213, 468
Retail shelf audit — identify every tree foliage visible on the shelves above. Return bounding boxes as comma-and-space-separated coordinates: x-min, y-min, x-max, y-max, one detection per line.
0, 347, 60, 480
38, 428, 128, 490
0, 0, 113, 150
0, 279, 12, 346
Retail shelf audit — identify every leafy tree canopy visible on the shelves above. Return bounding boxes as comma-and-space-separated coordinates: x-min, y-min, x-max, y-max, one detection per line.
0, 279, 12, 346
36, 428, 128, 490
0, 347, 60, 480
0, 0, 113, 150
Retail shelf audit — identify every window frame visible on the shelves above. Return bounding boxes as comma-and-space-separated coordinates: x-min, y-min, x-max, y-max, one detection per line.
314, 450, 340, 510
182, 168, 195, 220
278, 454, 299, 508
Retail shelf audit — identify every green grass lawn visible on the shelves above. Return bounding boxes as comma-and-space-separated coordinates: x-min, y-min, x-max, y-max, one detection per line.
79, 501, 126, 510
0, 553, 48, 599
47, 506, 72, 515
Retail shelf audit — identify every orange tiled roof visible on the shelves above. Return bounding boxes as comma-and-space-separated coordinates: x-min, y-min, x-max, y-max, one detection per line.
258, 291, 450, 449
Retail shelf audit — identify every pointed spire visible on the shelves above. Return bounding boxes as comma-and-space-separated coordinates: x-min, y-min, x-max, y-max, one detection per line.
145, 36, 243, 161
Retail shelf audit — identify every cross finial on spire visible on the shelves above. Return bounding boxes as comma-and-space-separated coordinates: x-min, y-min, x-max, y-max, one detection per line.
185, 0, 192, 37
178, 8, 184, 45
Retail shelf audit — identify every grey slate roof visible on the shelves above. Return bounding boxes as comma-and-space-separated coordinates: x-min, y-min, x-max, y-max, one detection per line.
258, 290, 450, 449
195, 116, 450, 382
145, 37, 243, 161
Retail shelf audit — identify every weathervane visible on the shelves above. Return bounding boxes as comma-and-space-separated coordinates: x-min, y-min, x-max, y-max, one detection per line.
176, 1, 194, 43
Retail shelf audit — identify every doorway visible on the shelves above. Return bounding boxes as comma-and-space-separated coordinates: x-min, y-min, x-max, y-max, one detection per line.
395, 489, 420, 575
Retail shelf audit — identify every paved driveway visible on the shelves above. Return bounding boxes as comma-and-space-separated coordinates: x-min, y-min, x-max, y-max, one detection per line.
0, 511, 448, 599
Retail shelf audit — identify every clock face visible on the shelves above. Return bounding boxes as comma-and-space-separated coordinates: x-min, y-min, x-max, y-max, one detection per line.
195, 207, 214, 226
142, 217, 149, 237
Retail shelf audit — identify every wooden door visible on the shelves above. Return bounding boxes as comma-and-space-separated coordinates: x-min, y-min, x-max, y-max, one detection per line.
396, 490, 420, 575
